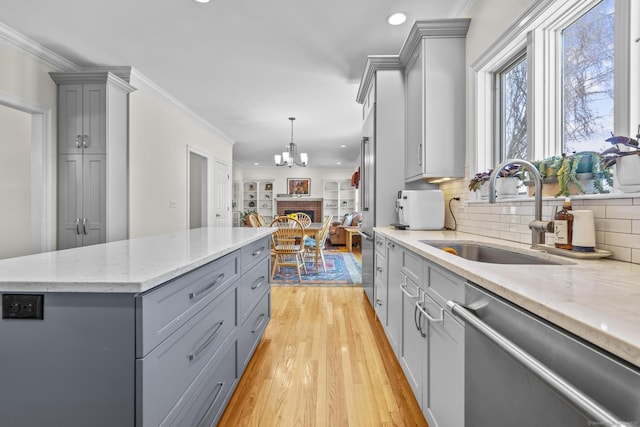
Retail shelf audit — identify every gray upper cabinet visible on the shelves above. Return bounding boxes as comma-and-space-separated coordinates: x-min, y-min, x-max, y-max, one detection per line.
51, 71, 135, 250
400, 19, 469, 182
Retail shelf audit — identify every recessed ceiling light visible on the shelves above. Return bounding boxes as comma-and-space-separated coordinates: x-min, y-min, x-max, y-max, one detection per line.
253, 162, 259, 166
340, 144, 347, 148
387, 12, 407, 26
336, 162, 342, 165
194, 0, 210, 3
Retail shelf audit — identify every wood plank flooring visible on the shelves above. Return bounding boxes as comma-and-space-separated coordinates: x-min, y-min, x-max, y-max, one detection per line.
218, 282, 428, 426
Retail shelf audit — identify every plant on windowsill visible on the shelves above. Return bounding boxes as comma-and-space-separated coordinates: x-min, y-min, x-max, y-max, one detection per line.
600, 134, 640, 193
468, 163, 523, 199
529, 152, 613, 197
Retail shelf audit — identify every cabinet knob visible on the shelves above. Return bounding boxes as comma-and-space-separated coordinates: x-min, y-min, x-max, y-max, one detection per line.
82, 135, 88, 148
75, 135, 82, 149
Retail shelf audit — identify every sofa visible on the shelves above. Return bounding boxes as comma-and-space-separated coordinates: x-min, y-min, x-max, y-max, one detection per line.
328, 212, 362, 246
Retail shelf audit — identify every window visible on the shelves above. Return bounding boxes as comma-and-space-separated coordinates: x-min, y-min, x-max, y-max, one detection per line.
472, 0, 636, 177
499, 55, 528, 160
562, 0, 615, 154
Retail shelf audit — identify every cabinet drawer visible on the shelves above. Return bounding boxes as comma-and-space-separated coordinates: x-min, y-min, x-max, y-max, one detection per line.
375, 234, 386, 255
160, 342, 238, 427
427, 264, 464, 309
241, 236, 270, 274
237, 258, 270, 326
135, 251, 239, 357
136, 287, 237, 427
238, 290, 271, 372
402, 248, 423, 283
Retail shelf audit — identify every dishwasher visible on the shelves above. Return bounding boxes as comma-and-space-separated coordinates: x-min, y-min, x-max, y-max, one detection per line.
447, 281, 640, 427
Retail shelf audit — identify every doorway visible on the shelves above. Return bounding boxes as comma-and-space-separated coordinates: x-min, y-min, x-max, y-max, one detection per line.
188, 148, 208, 229
0, 95, 53, 259
214, 159, 230, 227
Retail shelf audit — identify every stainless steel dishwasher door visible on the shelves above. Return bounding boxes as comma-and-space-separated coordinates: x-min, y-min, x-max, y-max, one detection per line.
458, 282, 640, 427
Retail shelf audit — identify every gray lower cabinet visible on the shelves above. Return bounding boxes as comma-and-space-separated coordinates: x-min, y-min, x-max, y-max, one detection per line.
0, 236, 271, 427
374, 236, 387, 324
387, 240, 464, 427
385, 240, 403, 356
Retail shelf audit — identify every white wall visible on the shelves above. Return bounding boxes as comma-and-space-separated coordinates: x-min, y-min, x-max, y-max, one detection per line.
128, 86, 233, 238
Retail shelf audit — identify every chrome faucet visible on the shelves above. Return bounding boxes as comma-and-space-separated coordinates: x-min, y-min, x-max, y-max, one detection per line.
488, 159, 553, 249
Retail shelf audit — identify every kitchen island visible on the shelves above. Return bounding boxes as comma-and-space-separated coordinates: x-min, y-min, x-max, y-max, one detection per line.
0, 227, 273, 427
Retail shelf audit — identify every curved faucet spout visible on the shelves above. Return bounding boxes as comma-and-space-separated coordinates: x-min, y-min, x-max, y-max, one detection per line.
488, 159, 548, 248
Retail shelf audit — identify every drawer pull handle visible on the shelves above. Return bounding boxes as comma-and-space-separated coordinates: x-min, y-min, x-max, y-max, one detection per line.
416, 300, 443, 323
400, 281, 420, 299
188, 320, 224, 361
251, 276, 266, 290
189, 273, 225, 299
252, 247, 265, 257
197, 381, 225, 427
251, 313, 266, 333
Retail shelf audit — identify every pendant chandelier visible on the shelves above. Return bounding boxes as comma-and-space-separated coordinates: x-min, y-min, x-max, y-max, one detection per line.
274, 117, 308, 167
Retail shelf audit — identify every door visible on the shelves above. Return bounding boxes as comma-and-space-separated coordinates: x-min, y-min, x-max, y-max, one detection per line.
188, 150, 208, 229
214, 159, 230, 227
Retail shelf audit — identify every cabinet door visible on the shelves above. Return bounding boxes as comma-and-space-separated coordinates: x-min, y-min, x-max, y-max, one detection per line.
404, 47, 423, 180
82, 84, 107, 154
400, 275, 425, 407
82, 154, 107, 246
374, 251, 387, 324
57, 154, 84, 249
58, 85, 84, 154
386, 241, 403, 356
427, 309, 464, 427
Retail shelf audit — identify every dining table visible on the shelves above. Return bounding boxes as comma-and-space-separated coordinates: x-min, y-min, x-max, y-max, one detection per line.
302, 222, 325, 271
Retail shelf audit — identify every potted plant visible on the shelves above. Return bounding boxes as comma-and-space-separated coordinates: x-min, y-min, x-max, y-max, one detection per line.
468, 170, 491, 199
600, 134, 640, 192
529, 152, 613, 197
468, 164, 523, 199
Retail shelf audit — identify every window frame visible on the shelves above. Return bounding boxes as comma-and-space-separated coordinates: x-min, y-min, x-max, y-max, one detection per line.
471, 0, 638, 177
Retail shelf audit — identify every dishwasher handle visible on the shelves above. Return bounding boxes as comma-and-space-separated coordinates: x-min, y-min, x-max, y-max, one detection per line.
447, 300, 622, 425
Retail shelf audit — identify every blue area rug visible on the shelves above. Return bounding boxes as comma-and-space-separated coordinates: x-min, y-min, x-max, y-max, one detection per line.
271, 252, 362, 285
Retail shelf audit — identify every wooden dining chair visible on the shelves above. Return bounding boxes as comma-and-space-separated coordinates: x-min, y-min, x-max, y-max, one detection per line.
304, 215, 332, 272
247, 214, 260, 227
255, 213, 267, 227
295, 212, 312, 228
269, 216, 307, 281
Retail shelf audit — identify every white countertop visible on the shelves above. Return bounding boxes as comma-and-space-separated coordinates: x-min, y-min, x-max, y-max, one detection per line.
0, 227, 273, 294
375, 227, 640, 369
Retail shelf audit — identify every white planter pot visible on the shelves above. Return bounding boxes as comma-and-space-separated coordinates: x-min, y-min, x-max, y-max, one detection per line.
478, 182, 490, 199
615, 155, 640, 192
496, 177, 520, 197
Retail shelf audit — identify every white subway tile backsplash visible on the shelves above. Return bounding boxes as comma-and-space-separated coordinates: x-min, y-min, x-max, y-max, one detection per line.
441, 180, 640, 264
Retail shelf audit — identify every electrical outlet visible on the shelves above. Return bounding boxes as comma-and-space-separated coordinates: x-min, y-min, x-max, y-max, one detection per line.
2, 294, 44, 319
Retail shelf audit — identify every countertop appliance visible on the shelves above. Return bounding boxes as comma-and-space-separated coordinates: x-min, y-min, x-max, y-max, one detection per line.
396, 190, 444, 230
448, 282, 640, 426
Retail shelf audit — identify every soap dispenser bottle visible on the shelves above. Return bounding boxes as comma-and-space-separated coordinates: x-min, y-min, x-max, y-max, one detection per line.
554, 198, 573, 249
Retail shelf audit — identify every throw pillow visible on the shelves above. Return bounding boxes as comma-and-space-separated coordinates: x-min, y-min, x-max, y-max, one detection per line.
342, 214, 353, 226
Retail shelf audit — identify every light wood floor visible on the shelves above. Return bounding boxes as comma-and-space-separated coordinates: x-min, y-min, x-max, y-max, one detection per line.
218, 267, 428, 426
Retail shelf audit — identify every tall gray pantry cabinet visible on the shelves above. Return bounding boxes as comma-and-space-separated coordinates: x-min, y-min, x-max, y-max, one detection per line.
50, 71, 134, 250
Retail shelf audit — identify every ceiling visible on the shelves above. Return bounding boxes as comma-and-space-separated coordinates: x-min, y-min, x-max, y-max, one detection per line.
0, 0, 474, 169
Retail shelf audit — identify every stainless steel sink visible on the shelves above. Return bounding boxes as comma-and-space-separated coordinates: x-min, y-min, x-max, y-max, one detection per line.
419, 240, 569, 265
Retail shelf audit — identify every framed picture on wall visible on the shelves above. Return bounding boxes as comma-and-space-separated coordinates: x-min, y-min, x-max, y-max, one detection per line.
287, 178, 310, 195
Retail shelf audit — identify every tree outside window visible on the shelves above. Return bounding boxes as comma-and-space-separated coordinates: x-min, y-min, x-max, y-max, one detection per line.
562, 0, 615, 154
500, 56, 528, 160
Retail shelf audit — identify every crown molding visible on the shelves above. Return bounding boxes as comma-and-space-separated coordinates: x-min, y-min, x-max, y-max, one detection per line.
49, 71, 136, 93
0, 22, 79, 71
129, 68, 235, 146
398, 19, 470, 65
356, 55, 402, 104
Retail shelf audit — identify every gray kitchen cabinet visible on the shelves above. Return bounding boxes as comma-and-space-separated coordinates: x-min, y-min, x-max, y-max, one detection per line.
374, 238, 387, 324
386, 239, 464, 426
50, 71, 135, 250
57, 154, 106, 248
385, 240, 403, 356
400, 20, 469, 182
